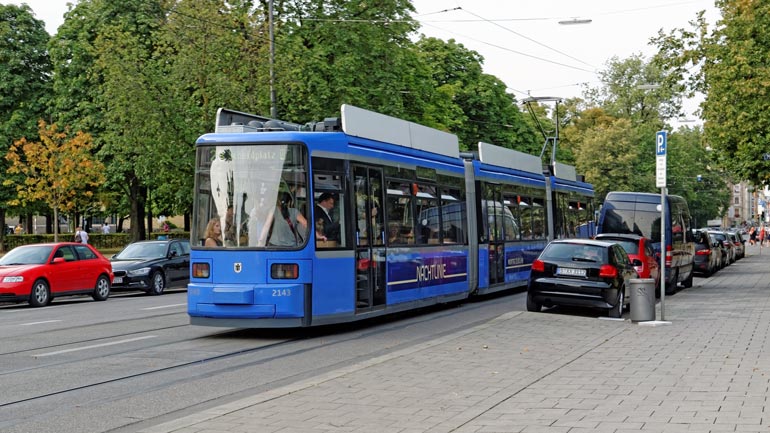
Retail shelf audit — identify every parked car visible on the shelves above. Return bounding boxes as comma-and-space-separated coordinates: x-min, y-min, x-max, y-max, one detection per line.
727, 231, 745, 260
708, 230, 735, 265
594, 233, 660, 294
0, 242, 113, 307
110, 239, 191, 295
707, 233, 726, 269
527, 238, 638, 318
692, 230, 720, 277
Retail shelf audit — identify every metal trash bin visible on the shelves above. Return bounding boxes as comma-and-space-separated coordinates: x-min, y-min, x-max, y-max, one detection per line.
629, 278, 656, 322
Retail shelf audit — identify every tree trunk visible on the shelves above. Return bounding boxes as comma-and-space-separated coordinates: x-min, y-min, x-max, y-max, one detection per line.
128, 178, 147, 242
0, 208, 5, 252
53, 208, 59, 242
146, 187, 153, 237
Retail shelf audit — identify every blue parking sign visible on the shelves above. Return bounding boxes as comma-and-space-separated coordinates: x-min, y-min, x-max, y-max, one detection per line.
656, 131, 667, 156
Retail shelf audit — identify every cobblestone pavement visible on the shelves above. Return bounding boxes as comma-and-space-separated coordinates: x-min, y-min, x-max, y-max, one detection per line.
142, 243, 770, 433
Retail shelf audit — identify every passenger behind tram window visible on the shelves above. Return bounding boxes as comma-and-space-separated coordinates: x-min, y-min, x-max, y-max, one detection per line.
204, 218, 223, 247
388, 223, 400, 244
223, 205, 236, 246
267, 192, 309, 247
315, 192, 340, 245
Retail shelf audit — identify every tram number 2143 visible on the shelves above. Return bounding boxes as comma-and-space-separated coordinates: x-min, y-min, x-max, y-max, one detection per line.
272, 289, 292, 297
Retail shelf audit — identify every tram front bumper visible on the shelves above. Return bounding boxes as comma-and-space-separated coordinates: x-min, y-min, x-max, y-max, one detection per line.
187, 283, 305, 319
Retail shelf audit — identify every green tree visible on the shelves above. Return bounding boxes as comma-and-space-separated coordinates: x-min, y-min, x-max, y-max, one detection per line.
416, 37, 537, 151
277, 0, 427, 122
0, 4, 51, 248
573, 118, 655, 202
653, 1, 770, 186
566, 55, 704, 203
4, 121, 105, 241
666, 126, 729, 227
586, 54, 682, 124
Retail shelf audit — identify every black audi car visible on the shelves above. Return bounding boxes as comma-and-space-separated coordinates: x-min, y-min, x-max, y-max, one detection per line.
110, 239, 190, 295
527, 238, 638, 318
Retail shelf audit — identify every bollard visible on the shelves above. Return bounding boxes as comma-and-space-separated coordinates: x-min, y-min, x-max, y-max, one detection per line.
629, 278, 656, 322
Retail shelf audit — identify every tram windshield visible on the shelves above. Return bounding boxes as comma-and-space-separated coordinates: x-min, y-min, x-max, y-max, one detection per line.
193, 143, 309, 248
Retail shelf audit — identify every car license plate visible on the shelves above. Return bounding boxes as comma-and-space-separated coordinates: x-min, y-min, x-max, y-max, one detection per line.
113, 277, 123, 284
556, 267, 586, 277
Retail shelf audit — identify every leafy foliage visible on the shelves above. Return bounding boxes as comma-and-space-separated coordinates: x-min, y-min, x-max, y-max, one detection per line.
0, 4, 52, 234
653, 1, 770, 187
4, 121, 105, 240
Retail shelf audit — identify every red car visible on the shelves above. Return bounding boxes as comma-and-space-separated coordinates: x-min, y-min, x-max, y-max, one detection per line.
594, 233, 661, 294
0, 242, 113, 307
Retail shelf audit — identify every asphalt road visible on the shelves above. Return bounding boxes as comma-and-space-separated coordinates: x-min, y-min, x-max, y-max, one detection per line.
0, 287, 527, 433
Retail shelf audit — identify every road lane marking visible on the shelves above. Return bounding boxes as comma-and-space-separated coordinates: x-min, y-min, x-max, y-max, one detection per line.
35, 335, 157, 357
142, 303, 186, 310
20, 320, 63, 326
4, 306, 54, 313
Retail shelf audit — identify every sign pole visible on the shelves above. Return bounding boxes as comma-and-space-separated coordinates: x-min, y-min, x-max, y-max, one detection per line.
656, 131, 667, 321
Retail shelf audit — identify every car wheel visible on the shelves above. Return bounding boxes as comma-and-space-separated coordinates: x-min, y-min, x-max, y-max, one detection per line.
665, 269, 678, 296
608, 288, 624, 319
526, 294, 541, 312
149, 271, 165, 295
92, 275, 111, 301
29, 279, 50, 307
683, 270, 693, 288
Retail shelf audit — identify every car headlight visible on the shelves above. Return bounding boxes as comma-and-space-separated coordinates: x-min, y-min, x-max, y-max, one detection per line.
127, 267, 151, 277
3, 276, 24, 283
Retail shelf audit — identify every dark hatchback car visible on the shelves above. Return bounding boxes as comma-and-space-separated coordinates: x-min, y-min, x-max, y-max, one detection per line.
693, 230, 720, 276
527, 238, 638, 318
110, 239, 191, 295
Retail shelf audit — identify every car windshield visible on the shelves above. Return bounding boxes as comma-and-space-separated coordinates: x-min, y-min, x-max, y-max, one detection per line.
114, 243, 167, 259
0, 245, 53, 265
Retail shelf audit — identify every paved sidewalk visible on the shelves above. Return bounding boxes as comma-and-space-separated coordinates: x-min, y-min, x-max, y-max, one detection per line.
143, 243, 770, 433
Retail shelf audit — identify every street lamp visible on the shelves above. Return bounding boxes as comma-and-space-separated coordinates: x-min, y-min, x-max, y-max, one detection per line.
269, 0, 277, 118
558, 18, 592, 25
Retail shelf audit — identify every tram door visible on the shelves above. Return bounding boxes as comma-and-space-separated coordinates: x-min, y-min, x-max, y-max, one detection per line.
485, 185, 505, 285
353, 166, 386, 311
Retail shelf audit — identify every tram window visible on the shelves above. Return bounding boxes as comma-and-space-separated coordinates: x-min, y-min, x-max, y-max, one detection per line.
437, 174, 466, 244
416, 167, 437, 181
385, 181, 414, 245
482, 184, 503, 243
519, 199, 533, 239
312, 157, 347, 249
503, 196, 520, 241
383, 166, 415, 180
440, 192, 466, 244
415, 184, 439, 244
532, 197, 546, 239
193, 143, 309, 248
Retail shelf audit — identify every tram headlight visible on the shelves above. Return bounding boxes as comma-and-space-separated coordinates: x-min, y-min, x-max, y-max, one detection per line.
271, 263, 298, 279
192, 262, 210, 278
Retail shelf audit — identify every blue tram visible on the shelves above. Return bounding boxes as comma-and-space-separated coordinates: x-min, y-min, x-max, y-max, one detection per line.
187, 105, 594, 327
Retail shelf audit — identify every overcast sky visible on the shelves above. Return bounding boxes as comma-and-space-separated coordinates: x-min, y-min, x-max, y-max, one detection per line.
9, 0, 718, 120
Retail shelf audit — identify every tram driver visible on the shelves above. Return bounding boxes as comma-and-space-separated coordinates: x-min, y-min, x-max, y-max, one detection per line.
315, 192, 340, 245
